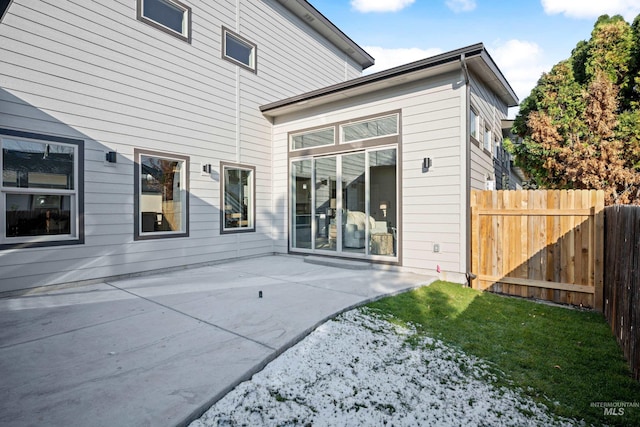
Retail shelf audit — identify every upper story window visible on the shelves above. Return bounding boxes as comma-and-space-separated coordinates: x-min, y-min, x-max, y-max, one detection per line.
1, 130, 84, 249
137, 0, 191, 43
222, 27, 257, 72
483, 126, 492, 152
341, 114, 398, 143
134, 150, 189, 240
470, 108, 479, 140
291, 127, 335, 151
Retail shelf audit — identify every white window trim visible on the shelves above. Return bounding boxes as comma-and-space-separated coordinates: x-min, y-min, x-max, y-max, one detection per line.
1, 132, 83, 248
483, 126, 492, 152
135, 149, 189, 240
222, 27, 257, 73
470, 107, 479, 140
220, 162, 256, 234
340, 113, 399, 144
137, 0, 192, 43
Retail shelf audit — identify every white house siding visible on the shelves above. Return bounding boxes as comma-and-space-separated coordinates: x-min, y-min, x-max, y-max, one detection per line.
0, 0, 362, 292
469, 72, 509, 190
271, 71, 467, 277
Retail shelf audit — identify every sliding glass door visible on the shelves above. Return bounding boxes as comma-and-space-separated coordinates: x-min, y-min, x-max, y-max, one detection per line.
291, 147, 397, 259
292, 159, 312, 249
341, 152, 366, 254
314, 157, 336, 251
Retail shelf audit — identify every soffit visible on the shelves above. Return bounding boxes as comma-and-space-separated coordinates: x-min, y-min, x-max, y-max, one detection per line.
275, 0, 374, 69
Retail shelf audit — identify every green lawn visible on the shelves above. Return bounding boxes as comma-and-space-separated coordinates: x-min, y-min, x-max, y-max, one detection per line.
367, 281, 640, 426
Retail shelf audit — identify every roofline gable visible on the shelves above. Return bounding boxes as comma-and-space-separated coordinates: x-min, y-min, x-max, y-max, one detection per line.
275, 0, 374, 70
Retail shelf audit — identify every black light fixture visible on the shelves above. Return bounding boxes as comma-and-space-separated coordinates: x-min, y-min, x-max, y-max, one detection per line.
202, 163, 212, 174
105, 151, 117, 163
422, 157, 432, 172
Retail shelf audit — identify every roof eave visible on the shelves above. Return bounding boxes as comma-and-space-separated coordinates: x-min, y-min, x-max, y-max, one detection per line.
275, 0, 374, 69
260, 43, 519, 118
478, 49, 519, 107
260, 43, 485, 116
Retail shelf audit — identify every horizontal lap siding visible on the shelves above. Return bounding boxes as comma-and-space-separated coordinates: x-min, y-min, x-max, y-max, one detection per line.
469, 73, 505, 190
0, 0, 362, 291
402, 75, 463, 274
271, 72, 466, 274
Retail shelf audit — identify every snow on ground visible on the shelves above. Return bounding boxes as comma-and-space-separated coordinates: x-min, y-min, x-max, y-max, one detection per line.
190, 308, 578, 427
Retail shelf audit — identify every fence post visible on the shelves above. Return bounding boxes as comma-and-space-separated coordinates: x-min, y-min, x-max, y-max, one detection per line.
594, 190, 605, 311
470, 190, 479, 289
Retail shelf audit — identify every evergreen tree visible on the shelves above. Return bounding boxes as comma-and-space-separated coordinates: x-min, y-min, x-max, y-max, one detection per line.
513, 14, 640, 204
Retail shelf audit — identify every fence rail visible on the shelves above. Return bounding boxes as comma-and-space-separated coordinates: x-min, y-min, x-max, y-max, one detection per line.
604, 205, 640, 380
470, 190, 605, 309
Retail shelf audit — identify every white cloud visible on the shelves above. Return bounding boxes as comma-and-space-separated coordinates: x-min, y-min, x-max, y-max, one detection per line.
490, 39, 550, 103
351, 0, 415, 13
541, 0, 640, 21
446, 0, 477, 13
363, 46, 444, 74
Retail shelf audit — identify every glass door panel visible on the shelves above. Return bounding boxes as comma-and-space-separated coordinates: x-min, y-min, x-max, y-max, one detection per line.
341, 152, 366, 254
369, 148, 397, 257
292, 159, 312, 249
314, 157, 336, 251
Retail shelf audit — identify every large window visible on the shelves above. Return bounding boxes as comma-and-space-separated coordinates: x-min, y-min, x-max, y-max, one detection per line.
290, 149, 398, 258
1, 130, 83, 248
137, 0, 191, 43
289, 112, 401, 260
222, 27, 257, 72
221, 162, 255, 233
135, 150, 189, 239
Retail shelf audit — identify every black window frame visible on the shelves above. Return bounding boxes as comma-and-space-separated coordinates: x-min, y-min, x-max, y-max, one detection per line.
0, 128, 84, 250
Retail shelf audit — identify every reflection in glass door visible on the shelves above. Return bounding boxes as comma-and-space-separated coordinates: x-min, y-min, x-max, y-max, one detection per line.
341, 153, 366, 254
314, 157, 336, 251
368, 148, 397, 257
290, 148, 397, 258
292, 159, 312, 249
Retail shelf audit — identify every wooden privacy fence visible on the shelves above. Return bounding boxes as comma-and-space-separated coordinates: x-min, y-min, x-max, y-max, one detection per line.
470, 190, 605, 309
604, 205, 640, 380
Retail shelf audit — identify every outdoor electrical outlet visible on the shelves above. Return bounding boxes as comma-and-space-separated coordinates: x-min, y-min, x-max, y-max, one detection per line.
434, 243, 440, 253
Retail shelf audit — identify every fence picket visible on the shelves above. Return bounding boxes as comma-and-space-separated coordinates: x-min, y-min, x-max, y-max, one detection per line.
470, 189, 603, 308
600, 205, 640, 380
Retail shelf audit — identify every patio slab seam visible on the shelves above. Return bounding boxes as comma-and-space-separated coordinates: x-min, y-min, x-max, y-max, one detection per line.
104, 281, 278, 351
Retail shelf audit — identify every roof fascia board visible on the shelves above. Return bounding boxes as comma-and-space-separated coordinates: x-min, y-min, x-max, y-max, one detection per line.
275, 0, 374, 69
479, 49, 519, 107
261, 43, 486, 115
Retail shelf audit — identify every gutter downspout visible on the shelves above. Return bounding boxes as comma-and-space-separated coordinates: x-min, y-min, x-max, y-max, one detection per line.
460, 53, 473, 287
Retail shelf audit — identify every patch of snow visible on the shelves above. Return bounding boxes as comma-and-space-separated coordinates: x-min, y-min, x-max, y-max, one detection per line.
191, 308, 577, 426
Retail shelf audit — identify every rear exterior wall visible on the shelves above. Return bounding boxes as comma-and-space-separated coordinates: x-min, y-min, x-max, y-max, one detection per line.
271, 71, 468, 277
0, 0, 361, 292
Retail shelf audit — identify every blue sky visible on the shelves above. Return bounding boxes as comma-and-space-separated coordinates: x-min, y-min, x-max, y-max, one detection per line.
309, 0, 640, 112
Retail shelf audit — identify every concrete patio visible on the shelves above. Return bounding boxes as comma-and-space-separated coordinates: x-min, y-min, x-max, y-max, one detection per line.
0, 255, 435, 427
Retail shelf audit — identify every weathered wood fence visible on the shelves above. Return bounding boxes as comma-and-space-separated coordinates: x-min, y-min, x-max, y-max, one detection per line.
470, 190, 605, 309
604, 205, 640, 380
